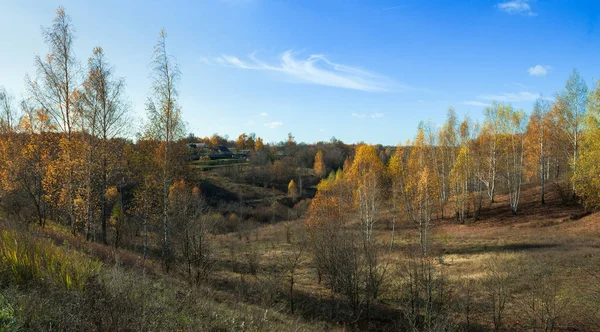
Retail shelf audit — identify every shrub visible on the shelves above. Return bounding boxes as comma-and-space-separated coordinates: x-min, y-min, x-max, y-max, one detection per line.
482, 254, 518, 331
293, 199, 311, 217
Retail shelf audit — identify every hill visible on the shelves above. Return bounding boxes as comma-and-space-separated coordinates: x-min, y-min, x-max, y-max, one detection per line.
3, 171, 600, 331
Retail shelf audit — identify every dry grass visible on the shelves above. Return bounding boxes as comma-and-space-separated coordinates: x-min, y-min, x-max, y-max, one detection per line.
206, 183, 600, 330
3, 181, 600, 330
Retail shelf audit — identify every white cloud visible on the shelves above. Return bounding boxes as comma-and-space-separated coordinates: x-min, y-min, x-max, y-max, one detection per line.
528, 65, 551, 77
371, 112, 384, 118
352, 113, 366, 118
264, 121, 283, 129
209, 51, 392, 92
478, 91, 540, 102
497, 0, 536, 16
464, 101, 491, 107
259, 112, 269, 116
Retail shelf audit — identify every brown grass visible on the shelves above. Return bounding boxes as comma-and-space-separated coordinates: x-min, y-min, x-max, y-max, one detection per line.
3, 181, 600, 330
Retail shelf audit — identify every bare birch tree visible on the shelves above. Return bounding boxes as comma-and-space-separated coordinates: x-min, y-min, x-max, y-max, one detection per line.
0, 87, 18, 134
82, 46, 128, 242
27, 7, 80, 235
145, 28, 185, 271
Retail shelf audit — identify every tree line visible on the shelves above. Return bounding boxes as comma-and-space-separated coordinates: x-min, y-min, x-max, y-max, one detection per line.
303, 68, 600, 325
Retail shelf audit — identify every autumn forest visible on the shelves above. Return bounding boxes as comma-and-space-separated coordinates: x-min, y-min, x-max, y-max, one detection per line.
3, 7, 600, 332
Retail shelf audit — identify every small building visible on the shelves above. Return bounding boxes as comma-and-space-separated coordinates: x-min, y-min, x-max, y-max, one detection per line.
187, 142, 207, 149
210, 145, 234, 159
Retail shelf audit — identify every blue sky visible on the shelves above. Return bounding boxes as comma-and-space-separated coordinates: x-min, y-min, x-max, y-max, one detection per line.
1, 0, 600, 145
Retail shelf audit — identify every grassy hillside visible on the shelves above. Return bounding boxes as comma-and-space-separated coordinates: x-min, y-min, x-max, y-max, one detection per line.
2, 174, 600, 331
0, 221, 329, 331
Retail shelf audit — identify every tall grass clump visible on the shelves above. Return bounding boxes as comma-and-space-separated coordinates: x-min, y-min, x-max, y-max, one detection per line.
0, 229, 100, 291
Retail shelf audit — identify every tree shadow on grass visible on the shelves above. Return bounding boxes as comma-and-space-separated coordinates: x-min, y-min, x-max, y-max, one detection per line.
439, 242, 560, 255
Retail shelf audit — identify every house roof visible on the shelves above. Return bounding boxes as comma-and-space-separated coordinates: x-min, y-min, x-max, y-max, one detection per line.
187, 142, 207, 148
213, 145, 230, 152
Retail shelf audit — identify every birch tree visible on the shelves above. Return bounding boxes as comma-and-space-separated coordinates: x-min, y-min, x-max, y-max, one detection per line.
574, 80, 600, 209
439, 108, 459, 217
0, 87, 18, 134
82, 46, 128, 242
499, 105, 527, 214
392, 125, 440, 255
27, 7, 80, 235
145, 29, 185, 271
480, 102, 503, 203
554, 69, 588, 191
450, 146, 471, 223
525, 98, 552, 204
346, 144, 384, 244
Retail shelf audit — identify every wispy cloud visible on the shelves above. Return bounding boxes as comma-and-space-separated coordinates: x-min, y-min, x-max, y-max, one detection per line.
464, 101, 491, 107
528, 65, 551, 77
352, 112, 384, 118
478, 91, 540, 102
264, 121, 283, 129
259, 112, 269, 116
382, 4, 408, 11
199, 56, 211, 65
208, 51, 393, 92
497, 0, 537, 16
219, 0, 255, 6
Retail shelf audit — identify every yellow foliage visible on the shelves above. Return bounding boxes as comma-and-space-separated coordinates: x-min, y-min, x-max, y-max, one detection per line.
255, 137, 264, 151
574, 80, 600, 209
105, 186, 119, 202
314, 150, 326, 178
346, 144, 384, 211
168, 179, 188, 203
288, 179, 299, 200
306, 171, 351, 229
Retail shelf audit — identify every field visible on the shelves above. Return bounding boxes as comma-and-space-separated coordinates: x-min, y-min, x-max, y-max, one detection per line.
205, 181, 600, 330
189, 158, 249, 171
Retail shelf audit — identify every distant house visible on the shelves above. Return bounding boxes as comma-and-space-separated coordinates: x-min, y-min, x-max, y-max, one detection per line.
187, 142, 207, 149
235, 149, 251, 161
210, 145, 233, 159
274, 151, 287, 160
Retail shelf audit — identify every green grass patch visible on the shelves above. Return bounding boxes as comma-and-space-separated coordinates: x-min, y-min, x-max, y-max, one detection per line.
190, 158, 246, 166
0, 229, 101, 291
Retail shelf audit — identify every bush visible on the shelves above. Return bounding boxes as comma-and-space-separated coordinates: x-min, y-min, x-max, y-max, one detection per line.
482, 254, 518, 331
293, 199, 311, 217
